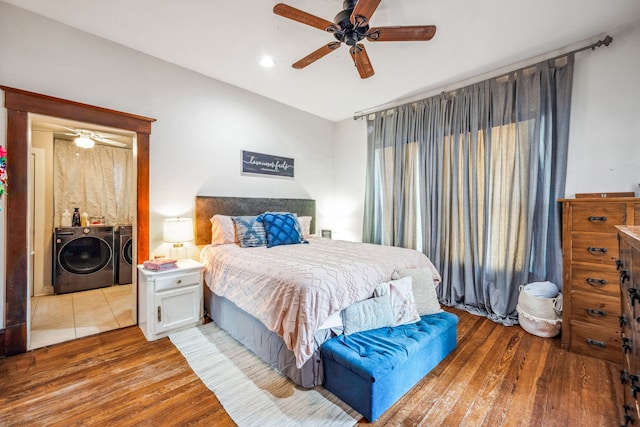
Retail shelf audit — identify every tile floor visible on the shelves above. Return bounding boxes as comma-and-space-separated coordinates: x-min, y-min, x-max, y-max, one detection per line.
29, 284, 135, 350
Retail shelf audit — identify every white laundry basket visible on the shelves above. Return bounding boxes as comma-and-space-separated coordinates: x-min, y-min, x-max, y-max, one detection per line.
517, 282, 562, 338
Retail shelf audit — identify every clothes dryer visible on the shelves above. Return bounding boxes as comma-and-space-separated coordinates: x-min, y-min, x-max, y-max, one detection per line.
54, 226, 116, 294
117, 225, 133, 284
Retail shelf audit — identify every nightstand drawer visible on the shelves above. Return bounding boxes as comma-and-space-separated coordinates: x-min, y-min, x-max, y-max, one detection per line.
155, 271, 201, 291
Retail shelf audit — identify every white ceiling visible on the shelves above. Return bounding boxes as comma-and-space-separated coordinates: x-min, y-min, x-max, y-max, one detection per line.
4, 0, 640, 122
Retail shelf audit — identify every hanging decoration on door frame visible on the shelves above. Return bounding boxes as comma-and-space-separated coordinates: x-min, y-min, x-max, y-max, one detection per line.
0, 145, 7, 211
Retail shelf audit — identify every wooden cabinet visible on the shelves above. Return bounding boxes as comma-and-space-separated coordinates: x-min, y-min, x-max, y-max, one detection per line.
560, 196, 640, 364
137, 259, 204, 341
617, 226, 640, 425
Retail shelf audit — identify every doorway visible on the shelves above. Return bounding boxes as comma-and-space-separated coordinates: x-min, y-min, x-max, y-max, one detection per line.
28, 117, 138, 349
2, 86, 155, 356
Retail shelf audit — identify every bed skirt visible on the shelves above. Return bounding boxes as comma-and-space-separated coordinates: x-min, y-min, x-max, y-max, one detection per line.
204, 285, 326, 388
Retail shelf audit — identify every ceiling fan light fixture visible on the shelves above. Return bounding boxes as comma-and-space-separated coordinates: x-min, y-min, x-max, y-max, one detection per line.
75, 136, 94, 149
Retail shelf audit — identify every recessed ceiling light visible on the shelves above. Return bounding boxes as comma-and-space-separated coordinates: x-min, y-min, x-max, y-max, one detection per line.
260, 56, 276, 68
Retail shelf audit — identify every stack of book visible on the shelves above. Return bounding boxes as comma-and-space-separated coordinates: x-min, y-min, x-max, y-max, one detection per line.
143, 258, 178, 271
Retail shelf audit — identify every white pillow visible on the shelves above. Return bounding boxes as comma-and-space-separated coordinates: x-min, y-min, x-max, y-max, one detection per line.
374, 276, 420, 326
297, 216, 312, 238
392, 267, 443, 316
210, 214, 235, 246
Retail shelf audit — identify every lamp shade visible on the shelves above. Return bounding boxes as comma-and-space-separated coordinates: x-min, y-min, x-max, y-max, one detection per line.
163, 218, 193, 243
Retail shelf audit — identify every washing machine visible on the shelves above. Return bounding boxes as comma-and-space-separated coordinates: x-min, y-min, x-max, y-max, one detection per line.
54, 226, 116, 294
117, 225, 133, 284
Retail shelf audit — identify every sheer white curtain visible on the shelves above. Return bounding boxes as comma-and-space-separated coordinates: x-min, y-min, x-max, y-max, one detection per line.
363, 56, 574, 325
54, 138, 135, 227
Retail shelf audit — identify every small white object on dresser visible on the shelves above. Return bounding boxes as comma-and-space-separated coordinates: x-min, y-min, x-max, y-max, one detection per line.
137, 258, 204, 341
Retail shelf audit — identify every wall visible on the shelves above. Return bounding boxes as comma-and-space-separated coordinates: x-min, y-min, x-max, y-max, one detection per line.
0, 3, 336, 329
31, 130, 54, 296
565, 23, 640, 196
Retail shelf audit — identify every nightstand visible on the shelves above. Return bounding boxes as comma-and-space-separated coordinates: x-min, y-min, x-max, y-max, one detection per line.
137, 259, 204, 341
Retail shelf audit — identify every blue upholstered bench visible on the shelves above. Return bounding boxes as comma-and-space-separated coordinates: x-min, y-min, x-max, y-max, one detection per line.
321, 311, 459, 422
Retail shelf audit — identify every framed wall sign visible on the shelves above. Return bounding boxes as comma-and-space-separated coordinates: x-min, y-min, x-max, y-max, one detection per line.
242, 150, 294, 178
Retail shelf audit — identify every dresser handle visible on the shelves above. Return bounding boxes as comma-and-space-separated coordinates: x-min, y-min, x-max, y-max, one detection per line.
157, 306, 162, 322
586, 277, 607, 286
586, 247, 608, 254
587, 215, 608, 222
587, 308, 607, 317
620, 315, 629, 327
586, 338, 606, 348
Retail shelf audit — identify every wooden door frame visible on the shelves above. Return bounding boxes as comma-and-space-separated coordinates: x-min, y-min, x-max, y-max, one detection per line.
1, 86, 155, 356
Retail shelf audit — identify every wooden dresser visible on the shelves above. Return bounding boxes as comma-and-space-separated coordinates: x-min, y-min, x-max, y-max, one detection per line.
560, 195, 640, 364
617, 225, 640, 425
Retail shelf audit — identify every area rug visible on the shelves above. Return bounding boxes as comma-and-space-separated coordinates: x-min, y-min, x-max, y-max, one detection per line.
169, 322, 361, 427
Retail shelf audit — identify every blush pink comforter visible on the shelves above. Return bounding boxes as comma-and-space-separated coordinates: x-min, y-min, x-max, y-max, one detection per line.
201, 237, 440, 368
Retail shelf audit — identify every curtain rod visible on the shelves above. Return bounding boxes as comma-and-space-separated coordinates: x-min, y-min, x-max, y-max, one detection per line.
353, 35, 613, 120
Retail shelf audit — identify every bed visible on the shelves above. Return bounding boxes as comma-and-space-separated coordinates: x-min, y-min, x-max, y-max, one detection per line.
195, 196, 443, 388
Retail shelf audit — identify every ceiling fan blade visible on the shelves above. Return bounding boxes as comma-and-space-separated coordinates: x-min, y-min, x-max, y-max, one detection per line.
349, 44, 375, 79
350, 0, 382, 26
63, 126, 80, 135
273, 3, 336, 32
292, 42, 341, 69
92, 136, 128, 147
367, 25, 437, 42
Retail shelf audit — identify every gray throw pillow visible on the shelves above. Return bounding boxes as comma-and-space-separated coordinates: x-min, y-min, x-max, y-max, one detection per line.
341, 294, 394, 335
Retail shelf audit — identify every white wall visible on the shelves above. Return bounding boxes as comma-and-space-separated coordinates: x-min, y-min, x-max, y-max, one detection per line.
330, 118, 368, 242
565, 23, 640, 196
0, 3, 337, 328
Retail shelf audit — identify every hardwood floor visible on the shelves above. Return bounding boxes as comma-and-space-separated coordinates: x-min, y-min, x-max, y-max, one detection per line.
0, 307, 622, 426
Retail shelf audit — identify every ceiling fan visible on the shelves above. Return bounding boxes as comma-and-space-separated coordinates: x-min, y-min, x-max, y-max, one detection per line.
62, 127, 128, 148
273, 0, 436, 79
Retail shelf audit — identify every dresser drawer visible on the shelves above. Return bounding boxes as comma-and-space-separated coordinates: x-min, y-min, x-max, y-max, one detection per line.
570, 322, 621, 364
155, 271, 202, 291
571, 291, 620, 329
571, 203, 627, 233
570, 264, 620, 296
571, 233, 620, 264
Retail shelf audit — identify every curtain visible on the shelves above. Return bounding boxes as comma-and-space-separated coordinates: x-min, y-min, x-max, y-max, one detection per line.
363, 56, 574, 325
54, 139, 135, 227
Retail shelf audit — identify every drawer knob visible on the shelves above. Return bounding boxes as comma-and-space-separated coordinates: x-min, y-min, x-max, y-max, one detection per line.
586, 277, 607, 286
177, 279, 182, 284
587, 215, 608, 223
621, 370, 630, 384
587, 308, 607, 317
586, 246, 608, 255
586, 338, 606, 348
620, 315, 629, 327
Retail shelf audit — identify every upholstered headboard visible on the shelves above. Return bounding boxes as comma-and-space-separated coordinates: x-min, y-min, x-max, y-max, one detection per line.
195, 196, 316, 245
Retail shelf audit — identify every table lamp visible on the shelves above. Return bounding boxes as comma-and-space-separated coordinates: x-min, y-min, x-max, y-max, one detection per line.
163, 217, 193, 259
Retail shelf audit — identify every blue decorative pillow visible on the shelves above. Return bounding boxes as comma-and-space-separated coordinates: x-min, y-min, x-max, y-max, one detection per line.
341, 294, 394, 335
231, 216, 267, 248
259, 212, 304, 248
